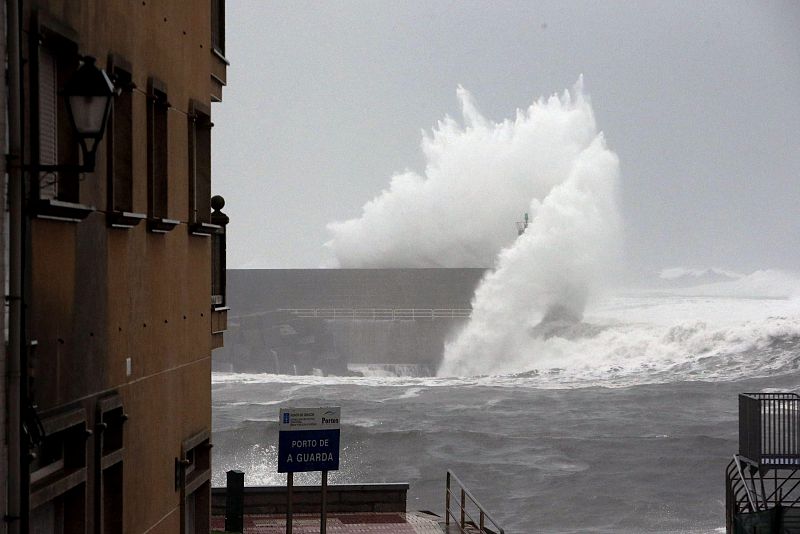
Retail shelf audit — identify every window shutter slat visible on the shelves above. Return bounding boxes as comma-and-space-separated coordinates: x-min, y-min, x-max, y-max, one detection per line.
39, 49, 58, 199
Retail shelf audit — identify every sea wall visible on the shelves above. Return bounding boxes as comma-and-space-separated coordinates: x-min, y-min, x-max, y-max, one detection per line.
211, 483, 409, 514
214, 269, 485, 374
329, 319, 466, 365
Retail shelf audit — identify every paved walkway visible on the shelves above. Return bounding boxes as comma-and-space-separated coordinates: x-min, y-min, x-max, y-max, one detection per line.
211, 512, 446, 533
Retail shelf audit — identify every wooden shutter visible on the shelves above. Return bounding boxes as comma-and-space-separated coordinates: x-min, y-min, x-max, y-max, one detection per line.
195, 115, 211, 223
188, 102, 212, 226
147, 88, 169, 219
154, 101, 168, 218
211, 0, 225, 55
188, 114, 197, 223
39, 48, 58, 199
112, 79, 133, 212
211, 232, 222, 302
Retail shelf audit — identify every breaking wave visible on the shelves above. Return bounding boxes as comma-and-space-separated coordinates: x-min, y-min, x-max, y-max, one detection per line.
213, 298, 800, 389
496, 313, 800, 387
439, 79, 622, 375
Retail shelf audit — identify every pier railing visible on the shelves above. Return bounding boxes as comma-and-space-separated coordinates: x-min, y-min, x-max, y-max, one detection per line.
739, 393, 800, 467
445, 470, 504, 534
279, 308, 472, 321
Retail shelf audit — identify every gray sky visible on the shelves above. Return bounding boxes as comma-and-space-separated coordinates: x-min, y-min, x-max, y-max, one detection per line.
212, 1, 800, 277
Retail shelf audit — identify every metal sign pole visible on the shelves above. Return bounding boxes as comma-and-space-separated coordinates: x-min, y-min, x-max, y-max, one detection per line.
279, 407, 340, 534
286, 472, 293, 534
321, 470, 328, 534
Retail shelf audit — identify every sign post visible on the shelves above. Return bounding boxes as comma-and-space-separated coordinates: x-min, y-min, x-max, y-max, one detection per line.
321, 470, 328, 534
278, 407, 341, 534
286, 472, 293, 534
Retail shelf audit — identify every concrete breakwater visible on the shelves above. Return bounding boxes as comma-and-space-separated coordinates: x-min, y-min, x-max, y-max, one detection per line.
213, 269, 485, 375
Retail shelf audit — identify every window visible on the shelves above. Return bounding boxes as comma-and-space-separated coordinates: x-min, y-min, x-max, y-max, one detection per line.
209, 0, 228, 103
146, 78, 178, 232
211, 230, 225, 306
212, 0, 225, 56
28, 406, 88, 533
188, 100, 214, 234
38, 43, 79, 202
96, 394, 127, 534
33, 20, 94, 222
179, 430, 211, 534
147, 79, 168, 219
107, 56, 143, 228
111, 68, 133, 211
38, 46, 61, 200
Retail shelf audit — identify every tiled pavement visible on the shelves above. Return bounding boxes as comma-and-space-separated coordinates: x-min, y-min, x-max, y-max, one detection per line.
211, 512, 447, 533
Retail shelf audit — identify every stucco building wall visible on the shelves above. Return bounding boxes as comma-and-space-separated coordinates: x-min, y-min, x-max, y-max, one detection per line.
6, 0, 228, 531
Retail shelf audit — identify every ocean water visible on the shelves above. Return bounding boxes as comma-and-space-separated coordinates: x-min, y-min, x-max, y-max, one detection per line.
212, 290, 800, 533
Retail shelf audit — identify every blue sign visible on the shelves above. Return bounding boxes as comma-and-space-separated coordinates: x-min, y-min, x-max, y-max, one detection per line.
278, 407, 341, 473
278, 429, 340, 472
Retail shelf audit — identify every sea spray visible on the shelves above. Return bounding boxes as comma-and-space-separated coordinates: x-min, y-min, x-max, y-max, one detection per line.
325, 79, 624, 376
439, 132, 622, 376
326, 79, 602, 268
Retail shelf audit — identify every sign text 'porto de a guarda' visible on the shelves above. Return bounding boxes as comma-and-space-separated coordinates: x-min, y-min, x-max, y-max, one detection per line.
278, 407, 340, 473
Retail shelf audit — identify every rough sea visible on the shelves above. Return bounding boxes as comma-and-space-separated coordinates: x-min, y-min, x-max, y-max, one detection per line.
212, 287, 800, 533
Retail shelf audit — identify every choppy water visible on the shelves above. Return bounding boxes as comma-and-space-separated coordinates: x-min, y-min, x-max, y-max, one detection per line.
212, 292, 800, 533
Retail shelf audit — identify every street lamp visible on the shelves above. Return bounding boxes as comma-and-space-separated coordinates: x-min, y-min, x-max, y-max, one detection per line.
63, 56, 115, 172
38, 56, 115, 173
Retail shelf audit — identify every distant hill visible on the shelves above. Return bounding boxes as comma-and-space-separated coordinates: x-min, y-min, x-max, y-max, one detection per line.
656, 267, 741, 288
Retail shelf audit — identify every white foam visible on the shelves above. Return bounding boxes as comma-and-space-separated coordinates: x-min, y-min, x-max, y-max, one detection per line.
348, 363, 434, 378
325, 79, 604, 269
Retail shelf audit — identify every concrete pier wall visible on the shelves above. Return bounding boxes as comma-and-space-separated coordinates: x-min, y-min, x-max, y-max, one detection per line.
329, 319, 466, 365
211, 483, 409, 514
214, 269, 486, 374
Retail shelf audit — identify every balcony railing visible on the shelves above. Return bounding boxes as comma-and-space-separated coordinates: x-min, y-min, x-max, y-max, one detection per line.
739, 393, 800, 468
724, 393, 800, 532
211, 195, 228, 309
210, 196, 228, 349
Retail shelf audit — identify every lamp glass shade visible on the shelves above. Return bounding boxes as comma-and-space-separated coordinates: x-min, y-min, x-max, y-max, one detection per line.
67, 94, 111, 135
62, 57, 115, 163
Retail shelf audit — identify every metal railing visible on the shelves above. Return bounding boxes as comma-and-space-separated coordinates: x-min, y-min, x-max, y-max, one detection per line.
279, 308, 472, 321
739, 393, 800, 467
445, 470, 504, 534
725, 454, 800, 533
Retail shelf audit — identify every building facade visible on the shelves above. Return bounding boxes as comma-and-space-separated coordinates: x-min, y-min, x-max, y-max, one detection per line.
4, 0, 228, 532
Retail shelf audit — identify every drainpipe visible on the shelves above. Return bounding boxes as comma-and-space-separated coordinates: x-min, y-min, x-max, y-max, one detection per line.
6, 0, 23, 531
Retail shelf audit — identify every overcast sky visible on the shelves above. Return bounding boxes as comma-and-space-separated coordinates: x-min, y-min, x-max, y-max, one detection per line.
211, 1, 800, 277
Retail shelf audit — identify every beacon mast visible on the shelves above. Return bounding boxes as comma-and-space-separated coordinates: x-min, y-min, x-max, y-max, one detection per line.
516, 212, 529, 236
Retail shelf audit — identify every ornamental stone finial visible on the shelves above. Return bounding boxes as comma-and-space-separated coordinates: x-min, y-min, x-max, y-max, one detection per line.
211, 195, 229, 226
